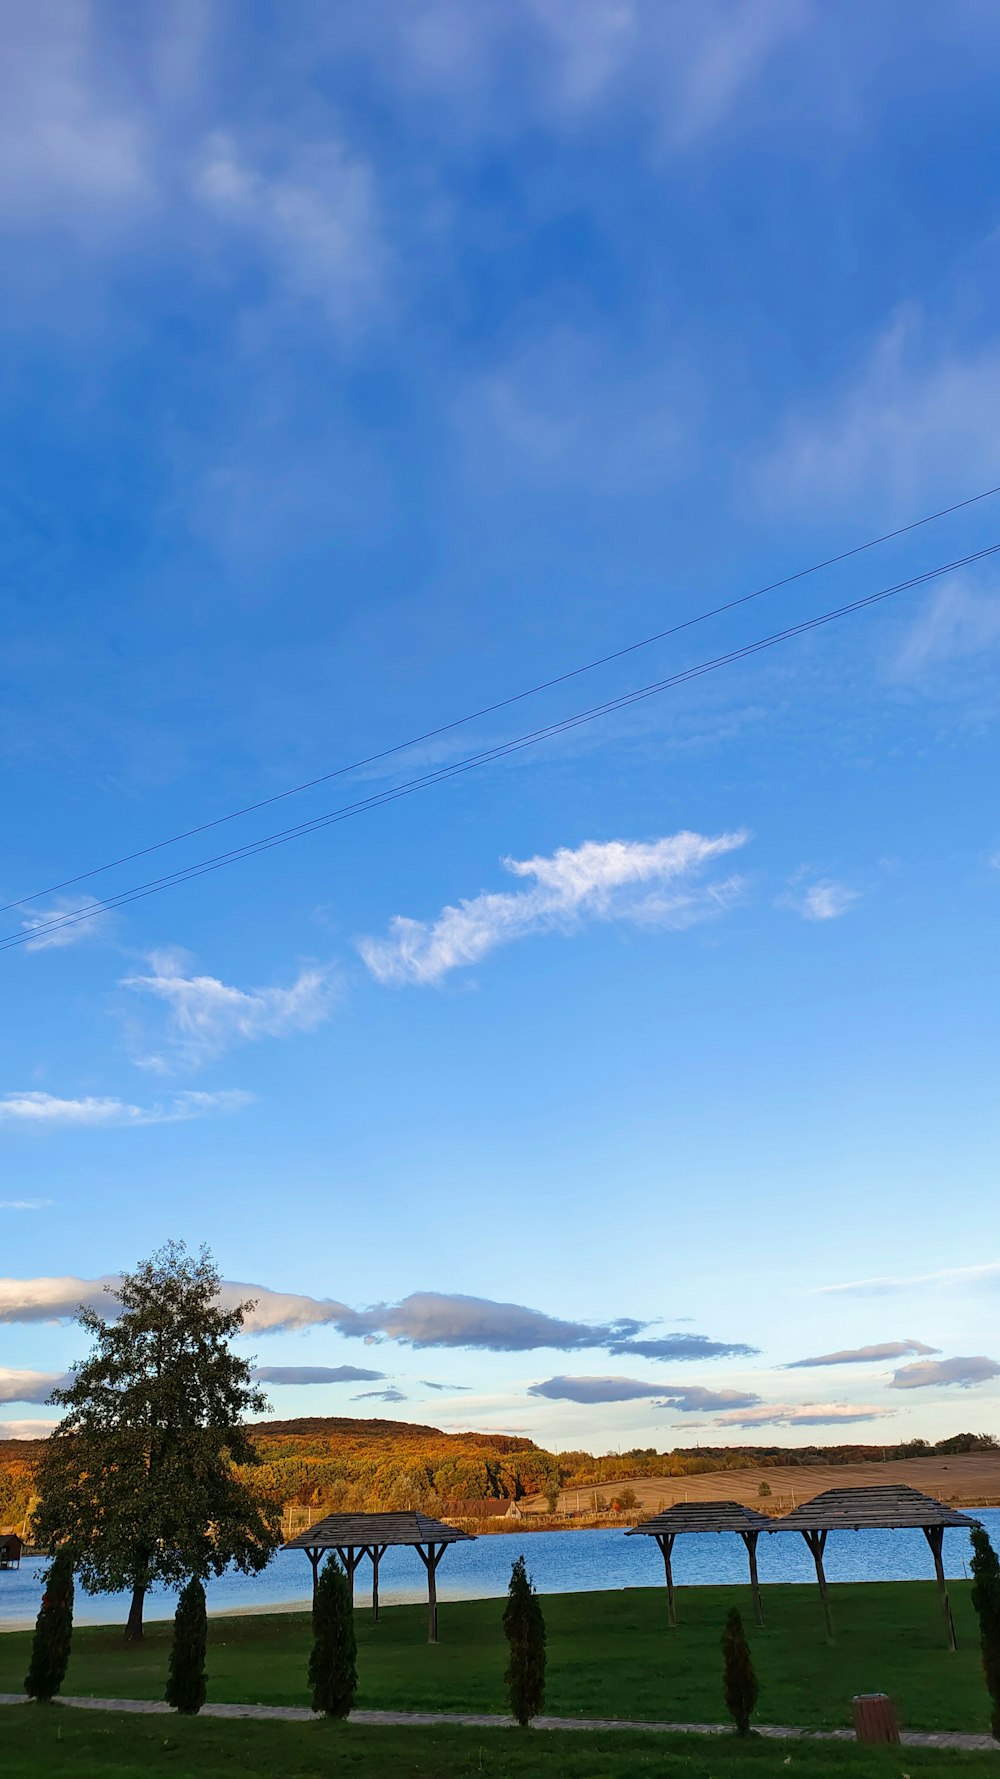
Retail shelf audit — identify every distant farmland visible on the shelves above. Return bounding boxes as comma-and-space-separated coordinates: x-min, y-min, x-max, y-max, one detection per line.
528, 1449, 1000, 1516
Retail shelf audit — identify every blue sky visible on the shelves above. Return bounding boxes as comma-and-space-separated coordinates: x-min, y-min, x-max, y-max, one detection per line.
2, 0, 1000, 1451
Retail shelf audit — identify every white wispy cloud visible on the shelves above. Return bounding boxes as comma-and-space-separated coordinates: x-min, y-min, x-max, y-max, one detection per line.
122, 951, 337, 1069
0, 1419, 58, 1440
889, 1356, 1000, 1391
192, 131, 383, 327
787, 1340, 938, 1368
778, 877, 860, 921
359, 831, 748, 986
0, 0, 149, 223
0, 1090, 251, 1127
0, 1199, 54, 1210
19, 896, 111, 951
816, 1260, 1000, 1297
758, 307, 1000, 510
894, 576, 1000, 677
712, 1401, 892, 1427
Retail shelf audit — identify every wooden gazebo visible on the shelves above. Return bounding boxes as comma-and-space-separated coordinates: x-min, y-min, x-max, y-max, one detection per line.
768, 1485, 980, 1648
626, 1501, 775, 1627
283, 1511, 473, 1643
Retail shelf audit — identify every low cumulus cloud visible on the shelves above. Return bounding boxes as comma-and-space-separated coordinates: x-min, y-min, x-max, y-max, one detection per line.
253, 1364, 385, 1386
0, 1367, 69, 1405
712, 1402, 892, 1427
358, 831, 748, 986
122, 951, 336, 1070
889, 1356, 1000, 1391
0, 1420, 58, 1440
528, 1376, 761, 1411
787, 1340, 938, 1368
0, 1090, 251, 1127
0, 1276, 753, 1361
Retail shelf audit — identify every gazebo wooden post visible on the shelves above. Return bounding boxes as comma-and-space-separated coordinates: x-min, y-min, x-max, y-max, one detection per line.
801, 1528, 833, 1642
370, 1542, 387, 1622
306, 1547, 322, 1609
922, 1524, 957, 1651
335, 1545, 367, 1601
654, 1531, 678, 1626
741, 1529, 764, 1627
415, 1540, 446, 1643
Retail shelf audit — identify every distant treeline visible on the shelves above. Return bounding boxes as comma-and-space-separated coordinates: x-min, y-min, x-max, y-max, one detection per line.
1, 1421, 995, 1531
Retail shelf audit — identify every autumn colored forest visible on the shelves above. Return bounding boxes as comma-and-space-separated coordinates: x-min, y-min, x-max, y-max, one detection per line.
1, 1416, 994, 1537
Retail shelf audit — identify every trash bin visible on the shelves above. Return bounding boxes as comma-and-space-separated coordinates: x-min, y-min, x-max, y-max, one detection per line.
852, 1693, 900, 1743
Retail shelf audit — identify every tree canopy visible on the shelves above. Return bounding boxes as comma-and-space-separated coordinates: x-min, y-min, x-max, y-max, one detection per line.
32, 1241, 281, 1640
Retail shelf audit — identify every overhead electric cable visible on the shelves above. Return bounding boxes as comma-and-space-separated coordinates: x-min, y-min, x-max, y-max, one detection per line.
3, 538, 997, 956
4, 478, 1000, 917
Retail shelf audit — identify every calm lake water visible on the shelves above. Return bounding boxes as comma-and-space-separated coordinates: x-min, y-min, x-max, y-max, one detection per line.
3, 1511, 998, 1631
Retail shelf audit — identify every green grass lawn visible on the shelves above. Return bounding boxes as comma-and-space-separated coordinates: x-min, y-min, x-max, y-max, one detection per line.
0, 1581, 992, 1734
1, 1710, 998, 1779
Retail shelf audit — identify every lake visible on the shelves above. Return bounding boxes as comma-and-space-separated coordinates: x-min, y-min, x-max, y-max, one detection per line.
2, 1510, 997, 1631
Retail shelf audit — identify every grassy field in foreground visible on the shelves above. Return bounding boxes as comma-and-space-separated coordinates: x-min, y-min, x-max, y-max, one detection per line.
0, 1581, 994, 1734
1, 1709, 999, 1779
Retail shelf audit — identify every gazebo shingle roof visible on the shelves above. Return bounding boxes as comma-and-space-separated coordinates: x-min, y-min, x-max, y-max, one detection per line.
627, 1500, 775, 1537
283, 1510, 472, 1550
769, 1484, 980, 1533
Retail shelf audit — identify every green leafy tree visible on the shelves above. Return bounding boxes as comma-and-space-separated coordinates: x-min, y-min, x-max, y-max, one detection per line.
24, 1548, 74, 1702
165, 1578, 208, 1715
722, 1606, 758, 1736
308, 1556, 357, 1718
971, 1525, 1000, 1740
32, 1242, 281, 1642
503, 1554, 546, 1726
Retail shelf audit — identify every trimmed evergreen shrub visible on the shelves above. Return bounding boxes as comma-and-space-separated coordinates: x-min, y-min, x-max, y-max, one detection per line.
722, 1605, 758, 1736
24, 1548, 74, 1703
503, 1553, 546, 1726
165, 1577, 208, 1715
308, 1556, 357, 1718
971, 1525, 1000, 1740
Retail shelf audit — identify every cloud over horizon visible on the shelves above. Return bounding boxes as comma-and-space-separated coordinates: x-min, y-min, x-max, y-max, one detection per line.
0, 1275, 753, 1361
528, 1375, 761, 1411
0, 1366, 69, 1405
359, 831, 748, 986
889, 1356, 1000, 1391
711, 1401, 893, 1427
787, 1340, 938, 1368
253, 1364, 386, 1386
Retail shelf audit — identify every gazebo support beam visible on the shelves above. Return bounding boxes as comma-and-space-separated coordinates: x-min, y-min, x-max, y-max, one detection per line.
801, 1528, 833, 1642
334, 1545, 367, 1602
415, 1540, 447, 1643
654, 1532, 678, 1627
922, 1524, 957, 1651
740, 1529, 764, 1627
370, 1543, 387, 1622
306, 1547, 322, 1609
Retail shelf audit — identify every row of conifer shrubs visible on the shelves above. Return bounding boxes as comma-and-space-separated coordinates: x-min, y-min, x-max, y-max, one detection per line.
21, 1530, 1000, 1737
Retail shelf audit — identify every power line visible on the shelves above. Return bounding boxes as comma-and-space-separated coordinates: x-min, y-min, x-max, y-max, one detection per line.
3, 538, 997, 956
4, 479, 1000, 918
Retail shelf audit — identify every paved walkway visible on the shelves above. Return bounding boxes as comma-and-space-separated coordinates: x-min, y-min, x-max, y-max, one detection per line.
0, 1692, 996, 1749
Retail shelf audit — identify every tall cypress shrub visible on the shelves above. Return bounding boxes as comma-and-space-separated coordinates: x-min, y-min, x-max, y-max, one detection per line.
502, 1554, 546, 1726
722, 1606, 758, 1736
309, 1557, 357, 1718
165, 1578, 208, 1715
24, 1548, 74, 1702
970, 1525, 1000, 1740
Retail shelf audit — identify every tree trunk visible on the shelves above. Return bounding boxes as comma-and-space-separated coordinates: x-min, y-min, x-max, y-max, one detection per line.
124, 1583, 146, 1643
